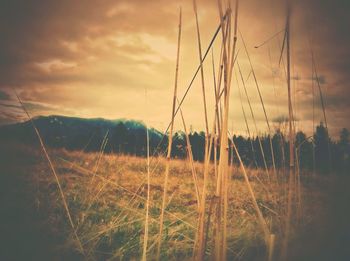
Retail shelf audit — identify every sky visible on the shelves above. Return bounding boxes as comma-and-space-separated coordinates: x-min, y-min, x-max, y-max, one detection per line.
0, 0, 349, 138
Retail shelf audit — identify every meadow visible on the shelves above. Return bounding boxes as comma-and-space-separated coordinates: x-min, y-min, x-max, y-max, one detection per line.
1, 1, 348, 260
0, 142, 330, 260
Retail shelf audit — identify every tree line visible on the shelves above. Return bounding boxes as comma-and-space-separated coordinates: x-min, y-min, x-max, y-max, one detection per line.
107, 122, 349, 175
2, 116, 347, 175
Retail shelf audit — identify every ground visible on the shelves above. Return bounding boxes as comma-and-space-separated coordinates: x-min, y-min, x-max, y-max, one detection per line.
0, 142, 349, 260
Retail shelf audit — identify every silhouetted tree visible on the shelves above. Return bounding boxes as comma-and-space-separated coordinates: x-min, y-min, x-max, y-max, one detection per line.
295, 131, 313, 170
172, 132, 186, 159
272, 131, 285, 169
314, 122, 331, 174
189, 132, 205, 161
338, 128, 350, 175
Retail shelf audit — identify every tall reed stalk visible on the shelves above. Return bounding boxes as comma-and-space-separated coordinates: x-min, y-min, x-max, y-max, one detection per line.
213, 1, 230, 259
282, 2, 295, 258
212, 49, 222, 140
192, 0, 214, 259
312, 59, 316, 176
235, 68, 258, 167
156, 9, 182, 261
231, 139, 271, 247
213, 1, 239, 259
237, 62, 270, 174
13, 89, 85, 254
193, 0, 209, 137
142, 88, 151, 261
178, 100, 201, 209
241, 32, 277, 178
311, 51, 332, 172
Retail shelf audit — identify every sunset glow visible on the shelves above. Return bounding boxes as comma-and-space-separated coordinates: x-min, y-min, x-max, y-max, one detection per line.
0, 0, 349, 137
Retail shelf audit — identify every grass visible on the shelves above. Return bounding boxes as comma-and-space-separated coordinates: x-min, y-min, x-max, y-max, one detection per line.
6, 143, 327, 260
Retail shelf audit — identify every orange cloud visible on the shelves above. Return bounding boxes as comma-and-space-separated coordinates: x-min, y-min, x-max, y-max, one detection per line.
0, 0, 349, 138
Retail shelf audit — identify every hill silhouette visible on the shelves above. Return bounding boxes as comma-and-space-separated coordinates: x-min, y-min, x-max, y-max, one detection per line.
0, 115, 164, 155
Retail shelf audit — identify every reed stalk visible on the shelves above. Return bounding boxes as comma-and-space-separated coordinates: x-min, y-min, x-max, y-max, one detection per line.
90, 130, 109, 185
231, 139, 272, 256
235, 68, 258, 167
195, 124, 215, 260
237, 62, 270, 175
281, 2, 295, 258
178, 99, 201, 209
240, 32, 277, 178
212, 49, 222, 140
156, 9, 182, 261
213, 2, 230, 259
13, 89, 85, 254
192, 0, 217, 258
311, 51, 332, 173
213, 1, 239, 259
312, 59, 316, 176
193, 0, 209, 136
148, 15, 226, 166
142, 88, 151, 261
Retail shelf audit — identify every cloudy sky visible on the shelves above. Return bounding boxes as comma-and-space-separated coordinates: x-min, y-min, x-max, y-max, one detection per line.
0, 0, 349, 138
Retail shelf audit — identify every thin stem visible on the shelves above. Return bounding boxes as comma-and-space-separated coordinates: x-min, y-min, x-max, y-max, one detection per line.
156, 9, 182, 260
13, 89, 85, 254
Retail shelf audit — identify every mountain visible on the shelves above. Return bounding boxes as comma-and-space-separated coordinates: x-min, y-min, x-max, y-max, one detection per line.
0, 115, 165, 154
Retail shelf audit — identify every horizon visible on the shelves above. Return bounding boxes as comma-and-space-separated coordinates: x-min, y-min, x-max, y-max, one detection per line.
1, 113, 346, 141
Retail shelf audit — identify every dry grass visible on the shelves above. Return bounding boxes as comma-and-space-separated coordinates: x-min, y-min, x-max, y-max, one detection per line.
5, 1, 336, 260
18, 146, 324, 260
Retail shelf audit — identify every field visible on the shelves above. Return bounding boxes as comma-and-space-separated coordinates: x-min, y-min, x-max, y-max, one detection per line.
1, 0, 350, 260
0, 142, 335, 261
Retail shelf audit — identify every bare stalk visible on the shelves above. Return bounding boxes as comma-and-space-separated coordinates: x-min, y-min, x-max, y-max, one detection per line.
232, 139, 271, 242
311, 51, 332, 172
194, 106, 219, 260
90, 130, 109, 185
142, 88, 151, 261
237, 62, 270, 175
213, 1, 239, 259
212, 49, 222, 139
213, 1, 230, 259
178, 99, 201, 209
13, 90, 85, 254
192, 0, 219, 259
282, 2, 295, 258
235, 68, 258, 167
240, 32, 277, 178
312, 59, 316, 176
156, 9, 182, 260
149, 14, 226, 166
193, 0, 209, 136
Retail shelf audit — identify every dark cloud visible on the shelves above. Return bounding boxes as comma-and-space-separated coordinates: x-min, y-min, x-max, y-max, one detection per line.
0, 105, 25, 126
21, 101, 75, 116
0, 103, 20, 109
313, 76, 326, 85
272, 115, 300, 124
0, 90, 10, 100
0, 114, 19, 125
22, 102, 56, 112
0, 0, 179, 86
272, 115, 289, 124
